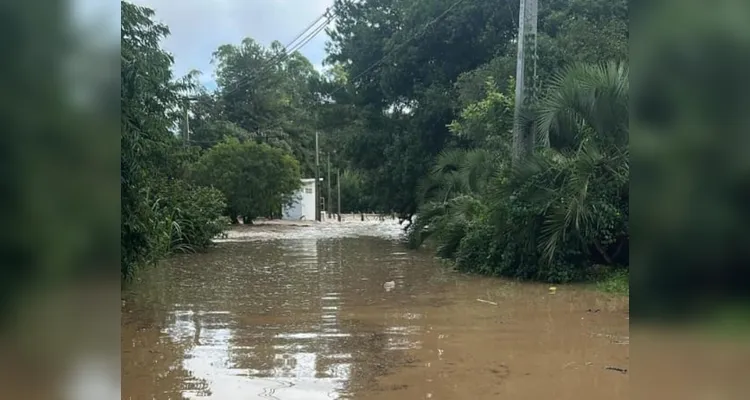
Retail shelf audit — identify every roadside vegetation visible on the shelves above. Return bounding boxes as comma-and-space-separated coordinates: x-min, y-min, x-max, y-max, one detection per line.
595, 270, 630, 296
121, 0, 628, 287
407, 62, 628, 283
121, 2, 303, 279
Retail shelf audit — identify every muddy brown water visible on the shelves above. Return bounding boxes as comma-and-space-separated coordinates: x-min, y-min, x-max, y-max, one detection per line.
122, 221, 629, 399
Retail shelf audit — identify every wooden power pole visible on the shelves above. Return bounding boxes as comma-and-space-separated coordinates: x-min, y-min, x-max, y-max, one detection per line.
337, 168, 341, 222
315, 131, 321, 221
327, 153, 332, 218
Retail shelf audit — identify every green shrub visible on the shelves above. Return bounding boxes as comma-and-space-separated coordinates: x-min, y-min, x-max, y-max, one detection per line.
408, 62, 629, 284
455, 218, 496, 274
191, 137, 302, 223
122, 178, 228, 280
595, 269, 629, 295
430, 146, 627, 284
477, 147, 627, 283
160, 180, 229, 251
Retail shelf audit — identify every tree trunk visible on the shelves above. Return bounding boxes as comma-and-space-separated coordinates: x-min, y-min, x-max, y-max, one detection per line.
593, 239, 613, 265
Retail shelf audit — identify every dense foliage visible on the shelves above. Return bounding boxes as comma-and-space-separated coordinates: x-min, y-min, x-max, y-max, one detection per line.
121, 0, 629, 284
121, 2, 228, 279
121, 1, 327, 279
315, 0, 628, 282
408, 62, 629, 282
322, 0, 628, 221
188, 38, 321, 177
192, 138, 301, 223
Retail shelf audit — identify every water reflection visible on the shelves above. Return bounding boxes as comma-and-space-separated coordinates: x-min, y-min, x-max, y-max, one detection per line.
123, 222, 431, 399
122, 221, 629, 400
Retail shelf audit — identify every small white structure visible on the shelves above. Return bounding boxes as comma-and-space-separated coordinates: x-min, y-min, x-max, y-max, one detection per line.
282, 178, 322, 221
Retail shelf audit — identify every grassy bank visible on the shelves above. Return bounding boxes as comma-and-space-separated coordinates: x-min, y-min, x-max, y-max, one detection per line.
594, 269, 629, 296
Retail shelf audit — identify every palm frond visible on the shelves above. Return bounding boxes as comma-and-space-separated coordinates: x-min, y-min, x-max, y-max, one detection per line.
432, 149, 466, 175
459, 148, 496, 194
534, 61, 629, 150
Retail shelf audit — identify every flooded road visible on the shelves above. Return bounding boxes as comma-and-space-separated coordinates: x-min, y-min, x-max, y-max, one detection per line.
122, 220, 629, 399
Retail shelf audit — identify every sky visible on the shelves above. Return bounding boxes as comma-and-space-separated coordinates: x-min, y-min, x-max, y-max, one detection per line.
130, 0, 335, 90
80, 0, 335, 90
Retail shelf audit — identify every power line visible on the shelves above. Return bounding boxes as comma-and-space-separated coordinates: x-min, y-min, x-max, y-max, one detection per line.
222, 9, 333, 97
207, 9, 335, 138
180, 10, 332, 103
210, 0, 469, 140
222, 19, 330, 97
252, 13, 332, 81
249, 13, 333, 90
284, 9, 331, 53
192, 0, 515, 146
189, 0, 468, 145
225, 0, 467, 102
287, 12, 333, 54
324, 0, 522, 100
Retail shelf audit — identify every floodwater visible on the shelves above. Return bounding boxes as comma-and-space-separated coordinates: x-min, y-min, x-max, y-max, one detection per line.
122, 219, 629, 399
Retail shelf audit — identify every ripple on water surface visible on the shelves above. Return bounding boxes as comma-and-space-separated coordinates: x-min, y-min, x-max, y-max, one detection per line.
122, 221, 629, 400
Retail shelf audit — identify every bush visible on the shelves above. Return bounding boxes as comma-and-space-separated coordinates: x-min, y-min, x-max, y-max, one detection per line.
595, 269, 629, 295
192, 137, 301, 223
160, 180, 229, 251
455, 218, 497, 274
419, 147, 628, 284
122, 178, 228, 280
408, 62, 629, 284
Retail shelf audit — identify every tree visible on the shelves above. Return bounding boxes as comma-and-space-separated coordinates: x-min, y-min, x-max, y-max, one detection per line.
542, 0, 628, 65
483, 61, 629, 281
336, 169, 369, 213
322, 0, 629, 220
192, 138, 302, 223
533, 61, 628, 150
405, 60, 629, 283
121, 0, 184, 274
121, 1, 228, 279
524, 61, 629, 264
407, 148, 497, 257
211, 39, 320, 176
324, 0, 519, 219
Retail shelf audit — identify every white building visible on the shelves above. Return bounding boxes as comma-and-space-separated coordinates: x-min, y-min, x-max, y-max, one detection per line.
282, 178, 322, 221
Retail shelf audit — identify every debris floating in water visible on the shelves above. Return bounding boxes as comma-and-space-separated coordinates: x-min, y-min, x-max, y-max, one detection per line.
604, 366, 628, 374
548, 286, 557, 294
476, 299, 498, 305
383, 281, 396, 291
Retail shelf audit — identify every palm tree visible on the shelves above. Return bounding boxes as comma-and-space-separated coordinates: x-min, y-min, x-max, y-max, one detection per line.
533, 61, 628, 151
407, 148, 497, 256
512, 61, 629, 268
417, 148, 505, 204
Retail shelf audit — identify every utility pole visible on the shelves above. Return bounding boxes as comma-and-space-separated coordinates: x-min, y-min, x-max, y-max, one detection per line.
337, 168, 341, 222
512, 0, 539, 164
184, 99, 190, 145
315, 131, 321, 222
327, 153, 332, 218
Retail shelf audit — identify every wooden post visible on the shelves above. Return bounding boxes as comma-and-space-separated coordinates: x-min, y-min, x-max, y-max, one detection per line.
315, 132, 320, 221
327, 153, 332, 218
337, 169, 341, 222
